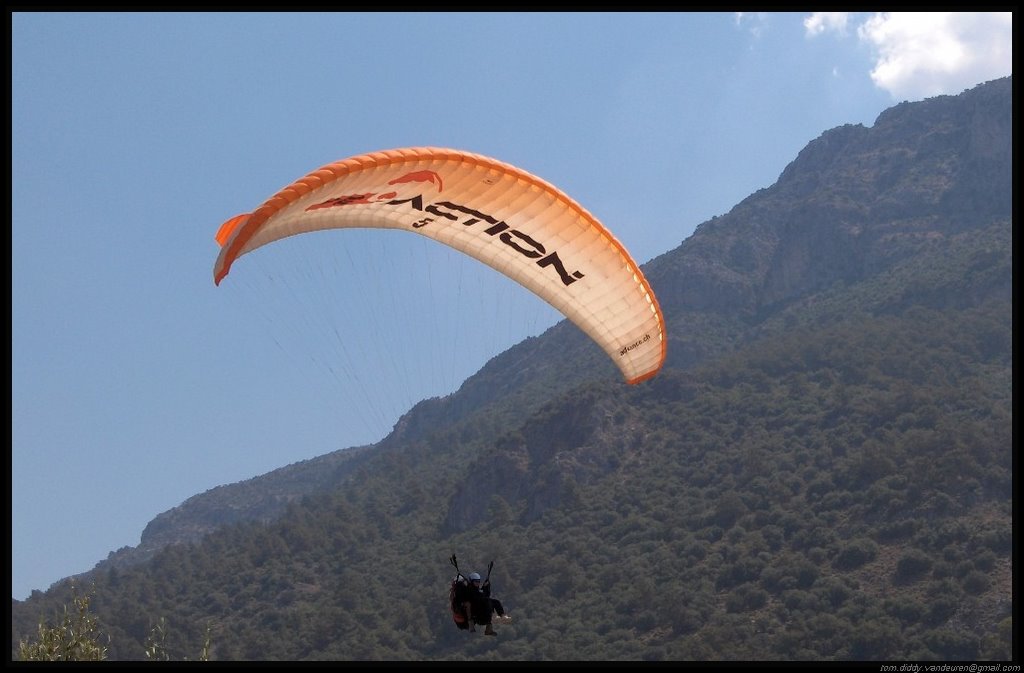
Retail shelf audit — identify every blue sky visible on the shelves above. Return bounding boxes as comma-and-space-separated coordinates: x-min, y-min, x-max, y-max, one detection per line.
11, 12, 1012, 601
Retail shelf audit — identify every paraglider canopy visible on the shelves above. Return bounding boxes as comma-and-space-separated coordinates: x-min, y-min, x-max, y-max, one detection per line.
214, 147, 665, 384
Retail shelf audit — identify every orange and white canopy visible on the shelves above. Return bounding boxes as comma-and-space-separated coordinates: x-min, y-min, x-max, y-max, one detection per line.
214, 147, 665, 384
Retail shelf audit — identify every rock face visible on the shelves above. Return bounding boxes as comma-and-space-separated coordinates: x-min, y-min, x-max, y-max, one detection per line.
441, 387, 627, 533
643, 78, 1010, 360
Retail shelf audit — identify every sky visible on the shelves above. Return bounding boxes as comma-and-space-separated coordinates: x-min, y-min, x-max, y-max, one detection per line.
11, 11, 1012, 601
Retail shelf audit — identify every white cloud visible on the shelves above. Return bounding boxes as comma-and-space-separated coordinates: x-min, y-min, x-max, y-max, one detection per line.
856, 12, 1013, 100
735, 12, 769, 38
804, 12, 850, 37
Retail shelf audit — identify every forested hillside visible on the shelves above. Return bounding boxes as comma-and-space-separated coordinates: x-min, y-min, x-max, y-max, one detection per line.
11, 77, 1012, 662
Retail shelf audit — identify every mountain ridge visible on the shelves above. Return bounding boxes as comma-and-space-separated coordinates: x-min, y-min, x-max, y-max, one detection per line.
52, 74, 1012, 590
13, 79, 1010, 662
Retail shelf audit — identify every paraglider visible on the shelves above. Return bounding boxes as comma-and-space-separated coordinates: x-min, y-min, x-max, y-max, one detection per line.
448, 555, 510, 635
213, 147, 665, 383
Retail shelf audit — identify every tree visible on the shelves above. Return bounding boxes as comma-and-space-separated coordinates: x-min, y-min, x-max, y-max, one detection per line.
17, 589, 108, 661
16, 586, 213, 662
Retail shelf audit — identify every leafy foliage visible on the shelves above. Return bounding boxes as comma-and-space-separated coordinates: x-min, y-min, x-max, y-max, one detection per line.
17, 589, 108, 661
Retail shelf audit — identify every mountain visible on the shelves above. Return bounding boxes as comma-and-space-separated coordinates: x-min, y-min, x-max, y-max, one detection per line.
10, 76, 1012, 662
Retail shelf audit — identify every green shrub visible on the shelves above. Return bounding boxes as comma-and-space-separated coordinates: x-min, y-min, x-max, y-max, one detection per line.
961, 570, 989, 595
833, 538, 879, 570
17, 591, 107, 661
724, 583, 768, 613
895, 549, 933, 582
